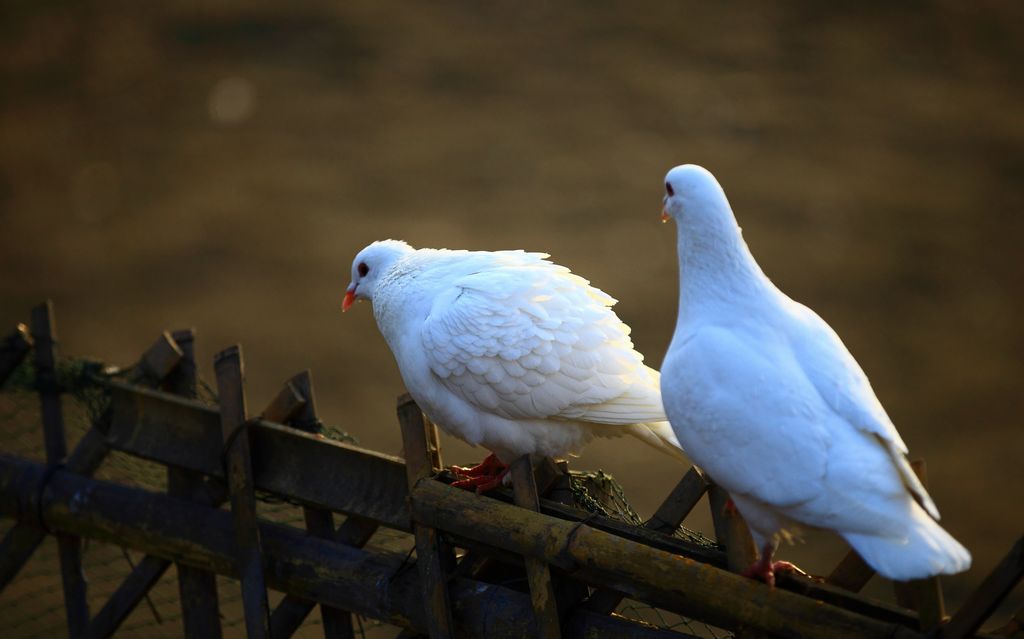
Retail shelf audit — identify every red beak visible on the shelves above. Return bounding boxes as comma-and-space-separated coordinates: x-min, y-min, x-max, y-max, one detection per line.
342, 285, 357, 312
661, 208, 670, 223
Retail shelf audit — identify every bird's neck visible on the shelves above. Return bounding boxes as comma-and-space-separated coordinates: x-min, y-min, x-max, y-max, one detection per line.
673, 207, 774, 328
373, 270, 422, 342
372, 253, 460, 343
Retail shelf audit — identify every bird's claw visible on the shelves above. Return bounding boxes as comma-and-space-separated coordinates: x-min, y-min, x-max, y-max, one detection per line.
450, 453, 507, 477
449, 453, 511, 493
742, 559, 802, 588
449, 467, 510, 494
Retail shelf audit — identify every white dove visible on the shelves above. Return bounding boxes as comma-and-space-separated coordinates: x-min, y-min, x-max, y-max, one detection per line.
659, 164, 971, 583
343, 240, 685, 491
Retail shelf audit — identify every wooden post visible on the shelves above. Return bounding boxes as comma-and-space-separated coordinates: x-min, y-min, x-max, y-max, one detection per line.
397, 395, 455, 639
168, 468, 224, 639
0, 331, 182, 601
259, 379, 306, 425
397, 410, 448, 638
892, 461, 947, 631
646, 466, 711, 535
393, 422, 448, 639
935, 536, 1023, 639
254, 372, 387, 639
451, 457, 565, 585
80, 331, 198, 638
215, 345, 271, 639
827, 549, 876, 593
708, 483, 767, 639
405, 478, 924, 639
988, 607, 1024, 639
0, 321, 32, 600
132, 331, 183, 387
103, 381, 731, 568
32, 303, 68, 463
0, 324, 31, 386
94, 379, 924, 633
267, 371, 354, 639
545, 461, 592, 621
0, 428, 108, 590
546, 460, 574, 505
166, 329, 199, 397
510, 455, 562, 639
585, 465, 711, 614
708, 483, 757, 574
31, 300, 90, 638
423, 413, 443, 473
2, 454, 761, 639
81, 556, 168, 639
167, 329, 223, 639
269, 514, 378, 638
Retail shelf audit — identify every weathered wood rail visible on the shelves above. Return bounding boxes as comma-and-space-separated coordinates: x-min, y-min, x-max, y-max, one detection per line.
0, 302, 1020, 639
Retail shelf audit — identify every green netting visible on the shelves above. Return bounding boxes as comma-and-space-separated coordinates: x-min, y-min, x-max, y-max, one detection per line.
568, 468, 720, 549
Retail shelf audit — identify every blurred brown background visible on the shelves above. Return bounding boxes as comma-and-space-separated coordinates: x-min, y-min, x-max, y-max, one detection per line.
1, 0, 1022, 634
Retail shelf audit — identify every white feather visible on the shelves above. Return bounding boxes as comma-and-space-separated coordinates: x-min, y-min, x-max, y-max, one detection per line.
346, 240, 684, 463
659, 165, 970, 579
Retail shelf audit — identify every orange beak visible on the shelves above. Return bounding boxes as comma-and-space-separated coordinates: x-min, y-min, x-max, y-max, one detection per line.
342, 285, 357, 312
661, 208, 670, 223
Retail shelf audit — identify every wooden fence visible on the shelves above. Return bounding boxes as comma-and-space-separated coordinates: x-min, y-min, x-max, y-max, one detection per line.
0, 301, 1021, 639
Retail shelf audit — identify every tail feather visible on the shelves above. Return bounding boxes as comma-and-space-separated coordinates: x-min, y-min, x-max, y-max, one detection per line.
843, 503, 971, 580
627, 421, 688, 462
882, 436, 940, 520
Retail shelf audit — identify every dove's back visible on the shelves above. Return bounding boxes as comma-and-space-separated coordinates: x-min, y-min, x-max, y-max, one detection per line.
367, 245, 683, 462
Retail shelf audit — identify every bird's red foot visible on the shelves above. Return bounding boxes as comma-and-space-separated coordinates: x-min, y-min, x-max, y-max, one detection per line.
741, 543, 800, 588
451, 453, 506, 477
742, 559, 799, 588
723, 497, 739, 516
450, 453, 510, 493
450, 466, 510, 494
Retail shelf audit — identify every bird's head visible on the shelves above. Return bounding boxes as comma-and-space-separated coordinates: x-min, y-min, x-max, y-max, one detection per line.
343, 239, 414, 312
661, 164, 729, 225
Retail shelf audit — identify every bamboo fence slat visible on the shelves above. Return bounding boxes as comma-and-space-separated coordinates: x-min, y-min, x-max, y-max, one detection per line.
1, 305, 1019, 639
510, 454, 563, 639
215, 345, 271, 639
397, 396, 455, 639
167, 329, 224, 639
31, 301, 90, 637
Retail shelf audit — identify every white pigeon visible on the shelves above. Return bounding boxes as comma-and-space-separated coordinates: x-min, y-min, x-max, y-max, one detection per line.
659, 164, 971, 583
343, 240, 685, 490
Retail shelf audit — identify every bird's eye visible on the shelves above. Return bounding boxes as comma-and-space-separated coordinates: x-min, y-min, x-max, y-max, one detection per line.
665, 182, 675, 197
357, 262, 369, 277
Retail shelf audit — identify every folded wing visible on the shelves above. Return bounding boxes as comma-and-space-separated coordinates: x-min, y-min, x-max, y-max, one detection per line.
421, 253, 666, 426
787, 300, 940, 519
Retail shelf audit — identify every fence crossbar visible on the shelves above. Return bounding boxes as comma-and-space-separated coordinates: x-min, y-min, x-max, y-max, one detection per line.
101, 381, 929, 628
1, 454, 698, 638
